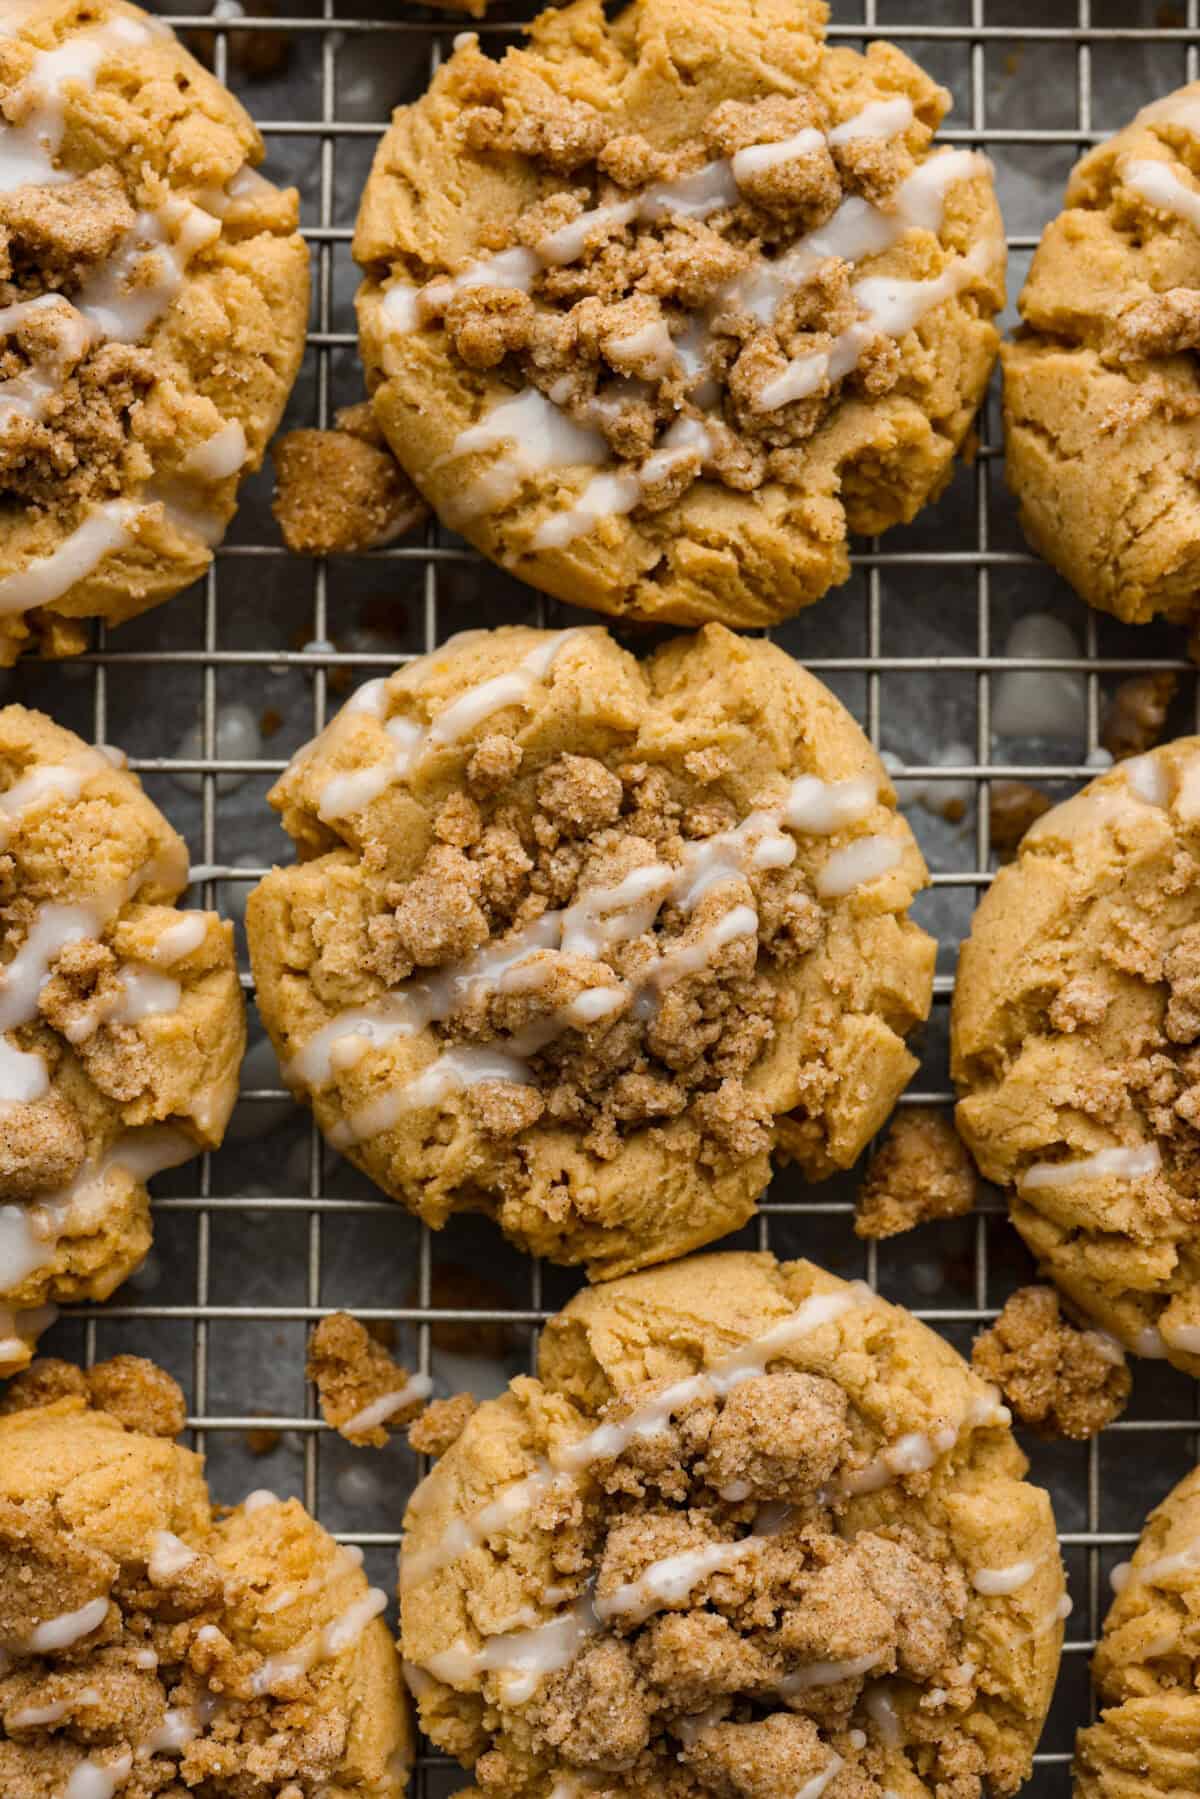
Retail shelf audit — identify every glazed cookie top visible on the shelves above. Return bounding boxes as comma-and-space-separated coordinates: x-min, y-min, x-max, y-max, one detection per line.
355, 0, 1004, 629
1004, 82, 1200, 628
399, 1252, 1065, 1799
0, 1355, 412, 1797
0, 0, 309, 664
952, 738, 1200, 1374
247, 625, 934, 1280
1075, 1462, 1200, 1799
0, 704, 245, 1375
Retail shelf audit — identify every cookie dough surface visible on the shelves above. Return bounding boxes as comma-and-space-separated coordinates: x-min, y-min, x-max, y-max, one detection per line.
1004, 83, 1200, 628
0, 1356, 411, 1797
1075, 1462, 1200, 1799
0, 0, 309, 664
399, 1251, 1064, 1799
354, 0, 1004, 629
952, 738, 1200, 1375
247, 624, 934, 1279
0, 704, 245, 1376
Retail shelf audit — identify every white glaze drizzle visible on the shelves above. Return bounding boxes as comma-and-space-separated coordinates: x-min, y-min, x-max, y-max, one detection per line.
1125, 753, 1169, 806
814, 834, 902, 898
147, 1531, 198, 1582
1019, 1143, 1162, 1191
249, 1586, 388, 1694
1161, 1319, 1200, 1354
0, 500, 144, 617
794, 1754, 844, 1799
1123, 156, 1200, 233
151, 913, 208, 965
340, 1372, 434, 1437
777, 1649, 885, 1693
63, 1751, 133, 1799
594, 1540, 755, 1625
14, 1594, 109, 1654
314, 630, 578, 822
971, 1556, 1042, 1597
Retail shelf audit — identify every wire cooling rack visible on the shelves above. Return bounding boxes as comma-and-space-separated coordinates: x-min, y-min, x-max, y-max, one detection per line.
10, 2, 1200, 1794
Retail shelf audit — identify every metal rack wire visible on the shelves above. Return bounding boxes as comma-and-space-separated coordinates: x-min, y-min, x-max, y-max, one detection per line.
21, 3, 1200, 1794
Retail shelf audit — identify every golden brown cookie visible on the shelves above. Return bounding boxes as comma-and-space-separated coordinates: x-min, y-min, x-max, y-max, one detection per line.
1075, 1463, 1200, 1799
399, 1251, 1065, 1799
0, 0, 309, 665
354, 0, 1004, 629
0, 704, 245, 1376
1005, 83, 1200, 628
0, 1355, 412, 1796
952, 737, 1200, 1375
246, 624, 934, 1280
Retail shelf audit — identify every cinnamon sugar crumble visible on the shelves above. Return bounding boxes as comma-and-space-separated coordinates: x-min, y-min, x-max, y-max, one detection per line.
359, 749, 823, 1166
307, 1311, 429, 1448
408, 1392, 476, 1458
988, 780, 1052, 857
448, 1364, 991, 1799
1100, 672, 1177, 761
380, 51, 946, 522
0, 1359, 383, 1797
272, 403, 428, 555
854, 1108, 977, 1240
972, 1286, 1130, 1441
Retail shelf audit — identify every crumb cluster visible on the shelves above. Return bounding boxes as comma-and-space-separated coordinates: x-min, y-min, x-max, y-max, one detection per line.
364, 748, 825, 1167
0, 164, 156, 513
854, 1108, 977, 1240
971, 1288, 1130, 1442
426, 1369, 1002, 1799
1101, 673, 1177, 762
0, 1358, 388, 1798
307, 1311, 429, 1448
272, 403, 428, 555
410, 59, 943, 520
987, 781, 1052, 858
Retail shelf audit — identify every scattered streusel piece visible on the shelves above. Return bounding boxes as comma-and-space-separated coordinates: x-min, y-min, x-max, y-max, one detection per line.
307, 1310, 431, 1448
972, 1286, 1130, 1440
854, 1107, 977, 1239
408, 1392, 477, 1458
988, 780, 1053, 856
272, 407, 428, 555
1101, 673, 1178, 762
0, 1353, 185, 1437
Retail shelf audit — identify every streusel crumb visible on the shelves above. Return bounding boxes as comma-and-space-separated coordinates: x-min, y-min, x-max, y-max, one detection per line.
988, 780, 1053, 856
0, 1355, 185, 1437
1100, 673, 1177, 762
854, 1108, 977, 1239
408, 1392, 476, 1457
307, 1310, 429, 1448
272, 413, 427, 555
972, 1286, 1130, 1440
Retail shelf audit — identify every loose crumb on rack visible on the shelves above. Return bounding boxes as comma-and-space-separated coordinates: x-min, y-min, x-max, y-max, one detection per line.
307, 1310, 429, 1448
854, 1107, 977, 1239
244, 1423, 283, 1457
408, 1391, 477, 1457
971, 1286, 1130, 1441
0, 1354, 186, 1437
988, 780, 1053, 857
272, 404, 428, 555
1100, 672, 1177, 762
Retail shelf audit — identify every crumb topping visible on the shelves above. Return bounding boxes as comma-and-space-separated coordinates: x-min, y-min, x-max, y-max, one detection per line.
854, 1108, 977, 1240
369, 40, 996, 537
1101, 673, 1177, 762
987, 780, 1052, 857
0, 1359, 395, 1798
272, 406, 428, 555
307, 1311, 430, 1448
972, 1287, 1130, 1441
410, 1358, 1000, 1799
409, 1393, 477, 1459
352, 745, 830, 1166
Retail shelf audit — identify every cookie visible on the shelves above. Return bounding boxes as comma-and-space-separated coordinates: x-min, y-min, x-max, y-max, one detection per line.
1075, 1462, 1200, 1799
0, 704, 245, 1377
1004, 83, 1200, 629
399, 1250, 1065, 1799
246, 624, 934, 1280
952, 738, 1200, 1374
354, 0, 1004, 629
0, 0, 309, 665
0, 1355, 412, 1796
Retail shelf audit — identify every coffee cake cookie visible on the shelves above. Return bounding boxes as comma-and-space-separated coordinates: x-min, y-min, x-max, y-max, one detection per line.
354, 0, 1004, 629
399, 1251, 1065, 1799
0, 704, 245, 1377
247, 625, 934, 1279
0, 1354, 412, 1796
0, 0, 309, 664
1075, 1462, 1200, 1799
1005, 83, 1200, 629
952, 738, 1200, 1375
